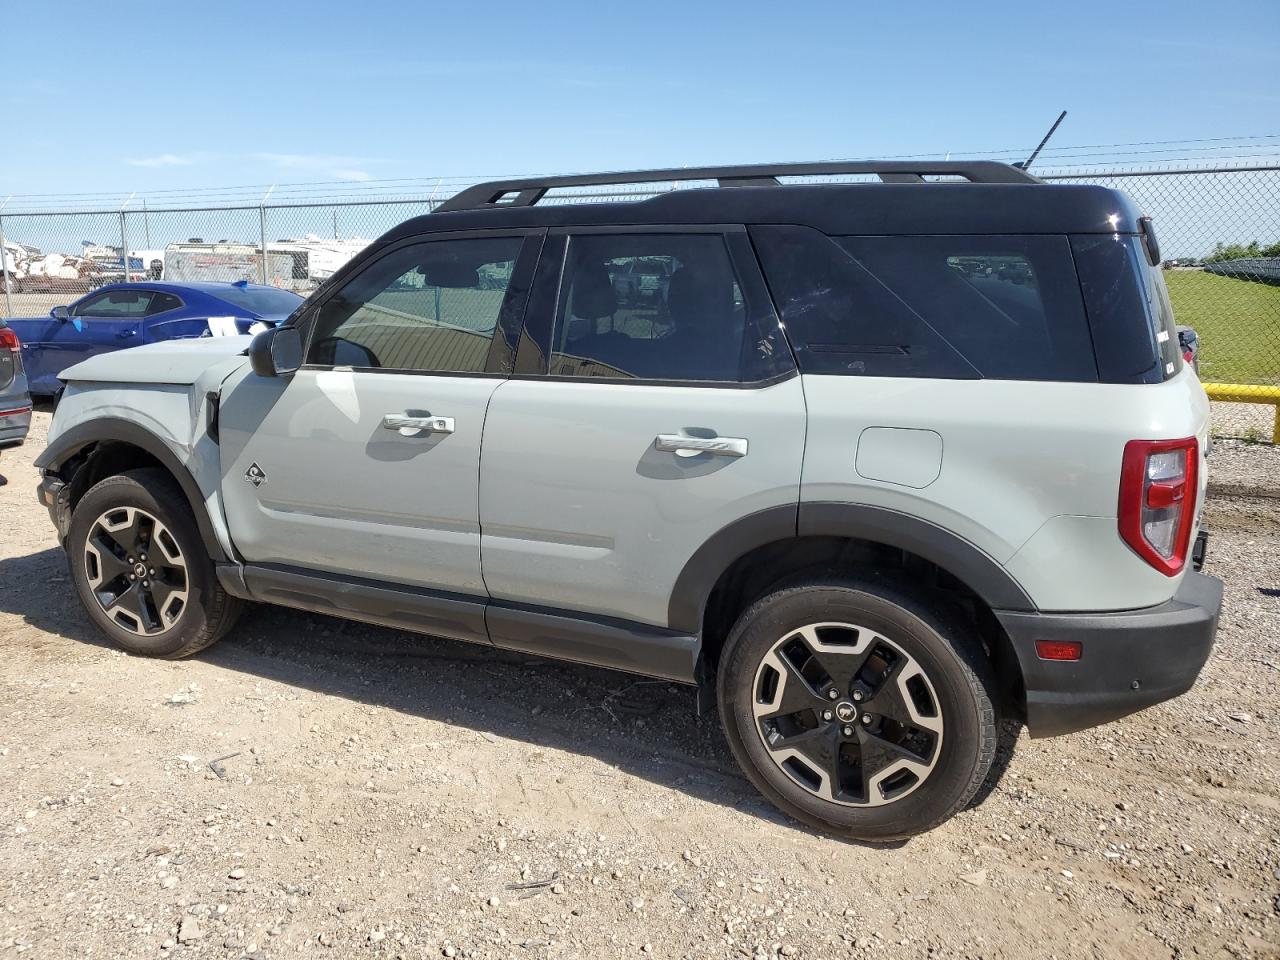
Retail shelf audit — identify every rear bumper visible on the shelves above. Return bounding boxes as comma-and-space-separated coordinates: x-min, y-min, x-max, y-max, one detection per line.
0, 404, 31, 450
997, 570, 1223, 738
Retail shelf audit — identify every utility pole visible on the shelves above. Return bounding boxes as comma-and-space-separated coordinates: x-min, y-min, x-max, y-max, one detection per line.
0, 195, 14, 319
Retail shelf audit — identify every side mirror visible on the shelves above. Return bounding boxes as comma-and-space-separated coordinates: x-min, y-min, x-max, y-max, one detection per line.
51, 306, 70, 322
249, 326, 303, 378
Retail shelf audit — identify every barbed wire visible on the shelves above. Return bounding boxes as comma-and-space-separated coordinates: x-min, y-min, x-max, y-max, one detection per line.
4, 135, 1279, 212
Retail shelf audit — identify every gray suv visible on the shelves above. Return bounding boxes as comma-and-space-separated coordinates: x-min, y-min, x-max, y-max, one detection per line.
0, 320, 32, 475
34, 162, 1222, 840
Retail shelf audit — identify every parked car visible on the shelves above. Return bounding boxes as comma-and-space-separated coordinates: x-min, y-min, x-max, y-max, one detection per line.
0, 320, 32, 476
9, 256, 107, 294
87, 257, 149, 287
6, 280, 303, 397
1178, 325, 1200, 375
33, 161, 1221, 841
610, 256, 672, 304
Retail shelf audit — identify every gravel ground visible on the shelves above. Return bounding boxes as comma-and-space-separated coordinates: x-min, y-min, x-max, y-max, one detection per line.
1, 410, 1277, 960
1208, 438, 1280, 498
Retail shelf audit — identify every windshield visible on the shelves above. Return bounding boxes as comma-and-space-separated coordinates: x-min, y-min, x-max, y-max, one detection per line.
214, 285, 304, 317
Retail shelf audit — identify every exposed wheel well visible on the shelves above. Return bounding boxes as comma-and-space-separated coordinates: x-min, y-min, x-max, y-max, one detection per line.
62, 441, 167, 514
698, 535, 1025, 719
47, 435, 228, 563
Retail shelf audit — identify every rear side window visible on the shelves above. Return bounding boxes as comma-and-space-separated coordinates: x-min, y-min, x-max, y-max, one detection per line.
1071, 235, 1181, 384
751, 226, 1097, 381
550, 233, 765, 382
215, 285, 304, 316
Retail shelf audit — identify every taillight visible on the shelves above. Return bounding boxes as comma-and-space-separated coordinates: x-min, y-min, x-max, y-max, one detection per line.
1118, 437, 1198, 576
0, 327, 18, 351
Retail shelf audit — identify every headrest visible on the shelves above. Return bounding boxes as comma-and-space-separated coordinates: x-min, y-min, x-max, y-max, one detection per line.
569, 262, 617, 320
667, 266, 732, 330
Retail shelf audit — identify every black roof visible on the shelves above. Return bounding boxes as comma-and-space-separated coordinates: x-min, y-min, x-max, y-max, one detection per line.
380, 161, 1145, 243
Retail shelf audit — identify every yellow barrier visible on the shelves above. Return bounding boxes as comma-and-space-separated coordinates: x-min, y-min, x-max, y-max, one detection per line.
1203, 382, 1280, 444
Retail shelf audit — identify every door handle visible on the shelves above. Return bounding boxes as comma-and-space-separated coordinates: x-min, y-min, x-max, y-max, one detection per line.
655, 434, 748, 458
383, 413, 455, 436
117, 329, 138, 339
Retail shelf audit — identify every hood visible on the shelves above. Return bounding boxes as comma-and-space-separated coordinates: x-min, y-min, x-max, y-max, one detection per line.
59, 335, 253, 387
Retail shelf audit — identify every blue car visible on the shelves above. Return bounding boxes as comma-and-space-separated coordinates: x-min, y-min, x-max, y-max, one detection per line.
7, 280, 304, 397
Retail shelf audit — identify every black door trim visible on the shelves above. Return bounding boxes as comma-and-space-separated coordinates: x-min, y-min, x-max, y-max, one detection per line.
227, 562, 490, 646
218, 561, 700, 683
487, 602, 698, 683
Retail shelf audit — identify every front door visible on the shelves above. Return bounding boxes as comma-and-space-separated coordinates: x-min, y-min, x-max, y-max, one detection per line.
217, 231, 540, 596
478, 228, 806, 631
14, 288, 153, 395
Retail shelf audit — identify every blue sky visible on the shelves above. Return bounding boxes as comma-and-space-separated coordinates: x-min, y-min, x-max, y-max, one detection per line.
5, 0, 1278, 201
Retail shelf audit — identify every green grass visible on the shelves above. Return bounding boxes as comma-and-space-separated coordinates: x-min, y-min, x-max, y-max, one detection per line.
1164, 270, 1280, 385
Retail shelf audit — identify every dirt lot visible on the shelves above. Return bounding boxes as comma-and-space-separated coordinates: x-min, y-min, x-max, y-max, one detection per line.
1, 411, 1278, 960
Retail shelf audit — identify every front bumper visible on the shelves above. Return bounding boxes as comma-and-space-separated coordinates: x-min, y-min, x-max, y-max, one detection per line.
36, 473, 71, 542
997, 570, 1223, 738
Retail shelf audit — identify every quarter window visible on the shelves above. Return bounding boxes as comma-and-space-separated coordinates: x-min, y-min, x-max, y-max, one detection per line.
307, 237, 523, 373
146, 292, 183, 315
752, 226, 1096, 382
550, 234, 753, 382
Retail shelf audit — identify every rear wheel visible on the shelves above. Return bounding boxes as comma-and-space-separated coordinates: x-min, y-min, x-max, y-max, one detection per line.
67, 469, 241, 658
717, 577, 999, 841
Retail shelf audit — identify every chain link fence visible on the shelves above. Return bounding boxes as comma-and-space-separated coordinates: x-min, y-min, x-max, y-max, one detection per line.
1040, 165, 1280, 440
2, 165, 1277, 438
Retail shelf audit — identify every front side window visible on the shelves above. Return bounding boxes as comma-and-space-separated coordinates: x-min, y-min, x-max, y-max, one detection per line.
307, 236, 522, 373
550, 234, 749, 382
72, 289, 155, 318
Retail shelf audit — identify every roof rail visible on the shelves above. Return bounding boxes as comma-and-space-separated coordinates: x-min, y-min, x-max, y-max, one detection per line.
434, 160, 1040, 212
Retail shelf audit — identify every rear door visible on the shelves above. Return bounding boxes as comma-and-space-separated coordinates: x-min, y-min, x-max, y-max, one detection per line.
217, 230, 541, 598
478, 227, 805, 634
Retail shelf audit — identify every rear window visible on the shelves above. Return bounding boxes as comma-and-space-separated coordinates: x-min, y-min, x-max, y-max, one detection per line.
751, 225, 1096, 381
215, 285, 304, 316
1071, 235, 1182, 384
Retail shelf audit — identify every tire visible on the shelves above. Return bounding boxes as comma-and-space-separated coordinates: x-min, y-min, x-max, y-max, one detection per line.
717, 576, 999, 842
67, 468, 241, 658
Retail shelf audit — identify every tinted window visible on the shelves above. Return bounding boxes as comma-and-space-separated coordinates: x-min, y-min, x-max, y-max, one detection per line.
72, 290, 154, 318
752, 225, 1096, 381
307, 237, 522, 373
838, 235, 1096, 382
214, 285, 304, 316
1071, 235, 1180, 384
551, 234, 750, 382
146, 292, 183, 315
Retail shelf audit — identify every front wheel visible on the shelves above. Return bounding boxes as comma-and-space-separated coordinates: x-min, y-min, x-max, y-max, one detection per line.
67, 468, 241, 658
717, 577, 999, 841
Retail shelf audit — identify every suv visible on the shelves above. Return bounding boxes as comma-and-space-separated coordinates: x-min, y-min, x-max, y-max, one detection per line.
0, 320, 33, 472
34, 162, 1222, 841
